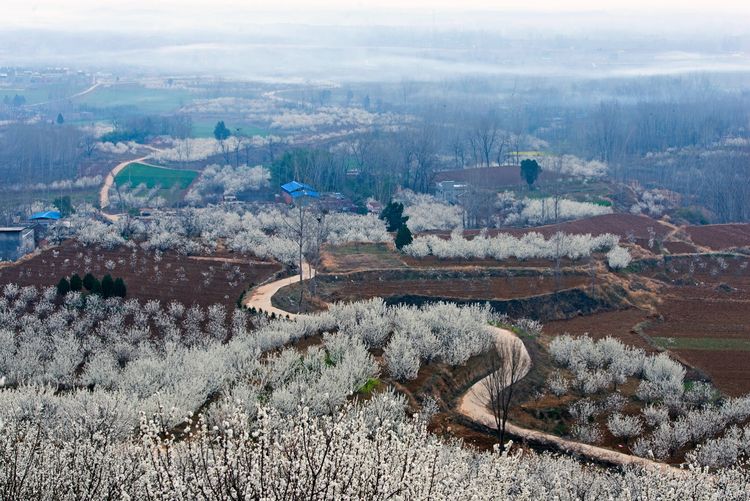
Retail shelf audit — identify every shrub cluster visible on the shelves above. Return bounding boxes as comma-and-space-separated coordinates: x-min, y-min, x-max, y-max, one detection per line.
56, 273, 126, 298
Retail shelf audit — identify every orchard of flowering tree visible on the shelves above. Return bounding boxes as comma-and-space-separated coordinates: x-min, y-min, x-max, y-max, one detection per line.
4, 194, 750, 499
3, 282, 750, 498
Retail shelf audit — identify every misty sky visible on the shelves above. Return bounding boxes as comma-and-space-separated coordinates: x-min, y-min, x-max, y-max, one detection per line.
2, 0, 748, 81
4, 0, 750, 31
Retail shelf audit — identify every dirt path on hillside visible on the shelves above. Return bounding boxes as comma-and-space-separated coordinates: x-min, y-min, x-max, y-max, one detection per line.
457, 328, 679, 473
99, 155, 150, 211
243, 263, 316, 319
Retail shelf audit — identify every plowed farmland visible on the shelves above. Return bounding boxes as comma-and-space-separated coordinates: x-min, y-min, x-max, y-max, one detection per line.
314, 272, 590, 303
0, 240, 280, 309
686, 223, 750, 250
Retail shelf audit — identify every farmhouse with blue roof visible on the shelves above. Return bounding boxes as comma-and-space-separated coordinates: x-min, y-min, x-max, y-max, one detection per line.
281, 181, 319, 204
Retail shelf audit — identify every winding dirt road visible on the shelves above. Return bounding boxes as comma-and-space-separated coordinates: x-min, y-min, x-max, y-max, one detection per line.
242, 263, 316, 319
458, 328, 679, 472
99, 145, 163, 221
99, 155, 150, 212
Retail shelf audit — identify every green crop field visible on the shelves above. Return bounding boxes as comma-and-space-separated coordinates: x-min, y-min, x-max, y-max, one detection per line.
115, 163, 198, 190
74, 84, 194, 113
1, 84, 90, 106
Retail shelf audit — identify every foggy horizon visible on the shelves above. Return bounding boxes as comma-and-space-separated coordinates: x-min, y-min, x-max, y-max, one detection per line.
2, 1, 749, 81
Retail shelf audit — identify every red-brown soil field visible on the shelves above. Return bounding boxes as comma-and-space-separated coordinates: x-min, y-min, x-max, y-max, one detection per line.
320, 242, 587, 274
468, 213, 673, 241
0, 240, 281, 309
315, 274, 590, 303
434, 165, 565, 187
686, 223, 750, 250
545, 308, 656, 352
554, 254, 750, 395
671, 350, 750, 397
662, 241, 699, 254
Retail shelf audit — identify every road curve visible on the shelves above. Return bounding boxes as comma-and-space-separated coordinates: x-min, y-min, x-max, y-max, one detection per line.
28, 81, 101, 107
243, 263, 316, 319
99, 145, 163, 221
457, 328, 680, 473
99, 155, 151, 211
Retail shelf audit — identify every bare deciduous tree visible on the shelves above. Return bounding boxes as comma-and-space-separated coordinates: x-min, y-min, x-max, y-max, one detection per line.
482, 337, 528, 452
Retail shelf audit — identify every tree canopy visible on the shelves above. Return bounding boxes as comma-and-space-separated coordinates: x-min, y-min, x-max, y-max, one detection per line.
380, 202, 409, 232
56, 277, 70, 296
69, 273, 83, 292
394, 224, 413, 250
520, 159, 541, 188
213, 121, 231, 142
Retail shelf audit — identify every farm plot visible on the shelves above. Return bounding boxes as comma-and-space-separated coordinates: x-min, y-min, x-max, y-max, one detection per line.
434, 166, 562, 188
0, 240, 281, 309
114, 162, 199, 206
544, 308, 656, 352
276, 268, 592, 308
320, 242, 407, 273
321, 241, 586, 272
191, 119, 268, 138
633, 255, 750, 395
73, 84, 194, 113
686, 223, 750, 250
115, 162, 198, 190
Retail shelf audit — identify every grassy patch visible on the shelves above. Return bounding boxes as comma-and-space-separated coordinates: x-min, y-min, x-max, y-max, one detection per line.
358, 378, 380, 395
115, 163, 198, 190
323, 242, 406, 272
1, 84, 90, 105
331, 242, 391, 256
653, 337, 750, 351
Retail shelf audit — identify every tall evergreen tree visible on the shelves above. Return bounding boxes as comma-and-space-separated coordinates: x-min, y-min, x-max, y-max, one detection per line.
69, 273, 83, 292
520, 159, 541, 189
83, 273, 97, 291
113, 277, 127, 298
213, 120, 231, 141
380, 202, 409, 232
394, 224, 413, 250
56, 277, 70, 296
101, 274, 115, 298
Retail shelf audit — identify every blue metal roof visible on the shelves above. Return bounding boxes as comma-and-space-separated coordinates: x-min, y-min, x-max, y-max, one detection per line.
281, 181, 319, 199
30, 210, 62, 220
281, 181, 315, 193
